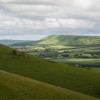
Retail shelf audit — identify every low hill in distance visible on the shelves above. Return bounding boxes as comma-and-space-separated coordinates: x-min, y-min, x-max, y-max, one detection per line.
0, 44, 100, 99
1, 70, 99, 100
39, 35, 100, 45
0, 40, 32, 45
11, 40, 38, 46
11, 35, 100, 46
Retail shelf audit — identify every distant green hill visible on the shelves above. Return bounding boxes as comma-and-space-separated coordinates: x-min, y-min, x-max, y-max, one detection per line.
11, 35, 100, 46
0, 40, 30, 45
1, 70, 99, 100
39, 35, 100, 45
0, 44, 100, 99
11, 40, 37, 46
39, 35, 78, 44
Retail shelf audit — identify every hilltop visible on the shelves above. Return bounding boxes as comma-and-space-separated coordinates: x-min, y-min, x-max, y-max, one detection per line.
0, 44, 100, 99
11, 35, 100, 46
39, 35, 100, 45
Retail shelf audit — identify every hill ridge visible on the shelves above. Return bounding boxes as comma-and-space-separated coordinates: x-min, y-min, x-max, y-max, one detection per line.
38, 35, 100, 45
11, 35, 100, 46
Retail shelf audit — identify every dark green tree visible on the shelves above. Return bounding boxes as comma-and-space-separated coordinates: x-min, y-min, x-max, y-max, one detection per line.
12, 50, 17, 55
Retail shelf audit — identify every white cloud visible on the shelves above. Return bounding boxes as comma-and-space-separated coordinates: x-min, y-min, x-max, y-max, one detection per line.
1, 0, 100, 19
0, 15, 95, 30
0, 0, 100, 37
58, 18, 94, 29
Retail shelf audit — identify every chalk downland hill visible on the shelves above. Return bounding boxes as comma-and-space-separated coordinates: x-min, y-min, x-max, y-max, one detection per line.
11, 35, 100, 46
38, 35, 100, 45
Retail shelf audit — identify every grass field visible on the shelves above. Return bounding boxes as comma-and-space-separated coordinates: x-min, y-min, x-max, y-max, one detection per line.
1, 70, 99, 100
0, 44, 100, 99
51, 58, 100, 69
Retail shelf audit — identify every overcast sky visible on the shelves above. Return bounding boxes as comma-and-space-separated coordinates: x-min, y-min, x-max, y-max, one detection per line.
0, 0, 100, 40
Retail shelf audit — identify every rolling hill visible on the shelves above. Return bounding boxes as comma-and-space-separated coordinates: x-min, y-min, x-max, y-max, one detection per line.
1, 70, 99, 100
0, 40, 31, 45
11, 35, 100, 46
38, 35, 100, 45
0, 44, 100, 99
11, 41, 38, 46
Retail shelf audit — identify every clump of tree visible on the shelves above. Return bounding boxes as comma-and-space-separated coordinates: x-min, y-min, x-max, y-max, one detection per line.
12, 50, 17, 56
12, 50, 25, 57
20, 51, 25, 57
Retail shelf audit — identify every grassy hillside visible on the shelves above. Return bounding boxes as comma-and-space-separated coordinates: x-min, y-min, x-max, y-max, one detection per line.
52, 58, 100, 69
11, 35, 100, 46
0, 44, 100, 98
38, 35, 100, 45
0, 40, 30, 45
39, 35, 78, 44
1, 70, 99, 100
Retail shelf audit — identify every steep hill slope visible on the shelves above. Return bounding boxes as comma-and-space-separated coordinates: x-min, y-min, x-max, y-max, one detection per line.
0, 44, 100, 98
1, 70, 99, 100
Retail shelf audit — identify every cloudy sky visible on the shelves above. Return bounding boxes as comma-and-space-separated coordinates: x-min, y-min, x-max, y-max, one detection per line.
0, 0, 100, 40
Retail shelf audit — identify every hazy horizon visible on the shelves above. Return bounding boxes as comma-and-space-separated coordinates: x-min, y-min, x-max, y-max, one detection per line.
0, 34, 100, 40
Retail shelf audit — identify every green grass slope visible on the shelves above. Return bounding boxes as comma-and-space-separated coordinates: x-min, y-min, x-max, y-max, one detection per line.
0, 44, 100, 98
38, 35, 100, 45
1, 70, 99, 100
38, 35, 77, 44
